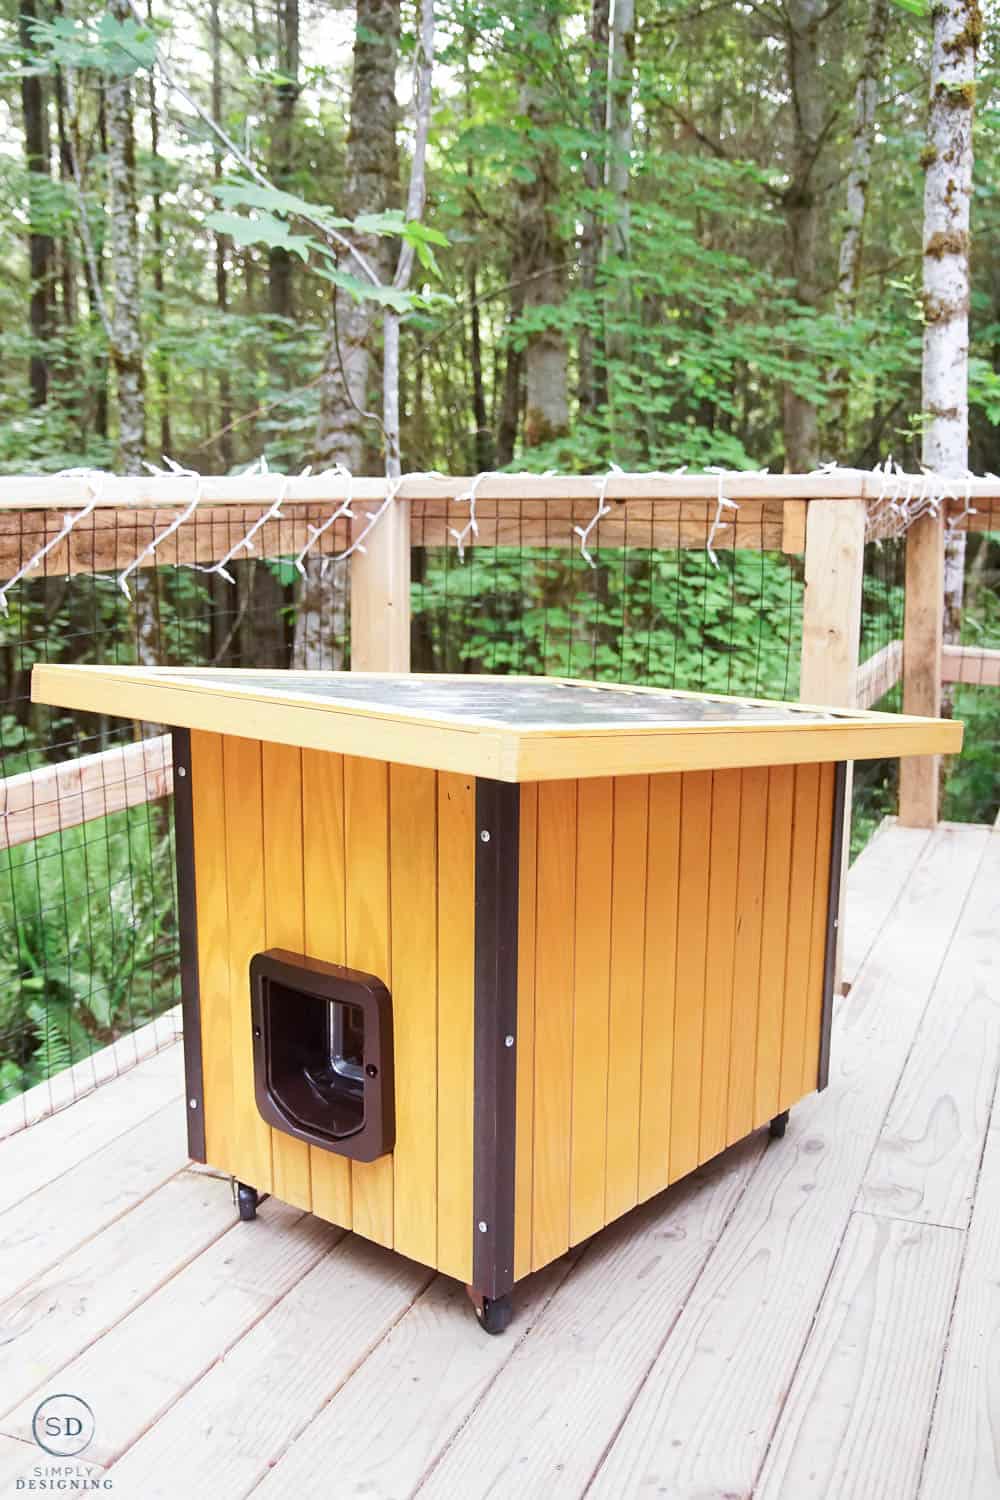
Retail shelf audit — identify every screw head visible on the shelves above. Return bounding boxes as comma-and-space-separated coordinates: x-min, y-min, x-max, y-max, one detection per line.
478, 1221, 488, 1233
253, 1027, 262, 1040
480, 829, 490, 843
365, 1063, 378, 1078
188, 1098, 198, 1110
177, 765, 187, 778
504, 1035, 514, 1048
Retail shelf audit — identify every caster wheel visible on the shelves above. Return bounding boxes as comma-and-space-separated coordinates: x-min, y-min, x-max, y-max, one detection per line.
769, 1110, 789, 1140
475, 1294, 512, 1337
236, 1181, 259, 1221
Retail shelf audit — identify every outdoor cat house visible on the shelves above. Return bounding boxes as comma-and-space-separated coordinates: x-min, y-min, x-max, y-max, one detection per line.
30, 665, 961, 1333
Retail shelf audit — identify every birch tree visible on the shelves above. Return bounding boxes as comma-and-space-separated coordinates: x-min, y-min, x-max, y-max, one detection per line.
20, 0, 53, 410
922, 0, 979, 653
605, 0, 634, 373
296, 0, 400, 669
834, 0, 890, 442
106, 0, 144, 477
578, 0, 610, 416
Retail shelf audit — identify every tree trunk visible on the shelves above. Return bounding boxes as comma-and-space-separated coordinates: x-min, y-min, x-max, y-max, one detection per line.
782, 0, 827, 471
834, 0, 890, 445
300, 0, 400, 670
106, 0, 144, 476
496, 283, 524, 467
210, 0, 233, 471
923, 0, 979, 681
19, 0, 54, 409
268, 0, 299, 329
147, 0, 171, 456
605, 0, 635, 370
579, 0, 610, 416
517, 5, 569, 449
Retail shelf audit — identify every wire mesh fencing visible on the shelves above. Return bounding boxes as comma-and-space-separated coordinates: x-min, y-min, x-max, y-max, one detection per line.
0, 487, 996, 1119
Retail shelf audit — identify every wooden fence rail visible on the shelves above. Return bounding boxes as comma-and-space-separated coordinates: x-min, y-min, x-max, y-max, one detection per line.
0, 478, 996, 843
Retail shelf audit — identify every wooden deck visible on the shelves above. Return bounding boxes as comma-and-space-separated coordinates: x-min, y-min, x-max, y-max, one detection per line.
0, 818, 997, 1499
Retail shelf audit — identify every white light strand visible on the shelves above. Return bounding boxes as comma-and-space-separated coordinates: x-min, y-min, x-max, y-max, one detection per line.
292, 464, 355, 577
449, 470, 492, 561
574, 465, 621, 568
197, 465, 292, 585
0, 470, 105, 614
323, 472, 404, 568
705, 468, 739, 569
118, 460, 204, 599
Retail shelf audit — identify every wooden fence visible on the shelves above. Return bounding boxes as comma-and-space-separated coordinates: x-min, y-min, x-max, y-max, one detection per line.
1, 471, 998, 847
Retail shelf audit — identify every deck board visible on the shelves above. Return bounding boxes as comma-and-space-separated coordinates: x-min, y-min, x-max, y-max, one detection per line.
0, 822, 995, 1499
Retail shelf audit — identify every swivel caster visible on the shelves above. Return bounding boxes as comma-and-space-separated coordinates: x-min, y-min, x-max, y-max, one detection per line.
236, 1181, 259, 1221
769, 1110, 789, 1140
466, 1287, 513, 1336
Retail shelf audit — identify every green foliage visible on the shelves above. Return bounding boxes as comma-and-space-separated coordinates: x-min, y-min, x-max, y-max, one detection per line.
0, 805, 178, 1102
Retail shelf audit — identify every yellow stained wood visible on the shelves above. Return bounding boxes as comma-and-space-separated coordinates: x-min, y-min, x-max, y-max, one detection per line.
513, 783, 538, 1281
569, 777, 613, 1245
754, 765, 795, 1125
32, 664, 962, 787
436, 772, 475, 1282
778, 764, 822, 1108
190, 731, 233, 1169
801, 764, 836, 1097
221, 736, 272, 1193
261, 741, 311, 1212
388, 763, 438, 1268
669, 771, 713, 1183
301, 748, 352, 1228
727, 766, 769, 1144
699, 769, 742, 1163
638, 773, 681, 1203
344, 754, 394, 1247
532, 780, 577, 1271
605, 775, 650, 1223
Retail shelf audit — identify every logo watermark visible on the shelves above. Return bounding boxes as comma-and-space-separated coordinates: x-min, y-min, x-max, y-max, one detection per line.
12, 1396, 113, 1491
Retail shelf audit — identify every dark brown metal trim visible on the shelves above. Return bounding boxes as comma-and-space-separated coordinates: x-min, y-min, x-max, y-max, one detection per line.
472, 778, 520, 1300
171, 727, 206, 1161
817, 760, 848, 1092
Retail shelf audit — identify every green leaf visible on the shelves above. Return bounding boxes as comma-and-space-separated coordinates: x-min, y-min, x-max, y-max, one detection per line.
204, 210, 316, 261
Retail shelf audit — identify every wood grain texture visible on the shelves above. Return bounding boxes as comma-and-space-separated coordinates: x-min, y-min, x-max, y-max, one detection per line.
801, 762, 836, 1098
859, 832, 998, 1228
418, 1136, 765, 1500
103, 1237, 433, 1500
727, 765, 768, 1144
344, 755, 393, 1246
669, 771, 712, 1182
436, 772, 475, 1282
756, 1212, 963, 1500
0, 1198, 339, 1465
900, 509, 944, 826
569, 777, 613, 1245
221, 734, 272, 1193
637, 773, 681, 1203
605, 775, 650, 1223
758, 768, 797, 1122
250, 1266, 571, 1500
190, 731, 234, 1171
0, 732, 172, 850
531, 779, 578, 1270
350, 497, 411, 671
514, 783, 538, 1281
920, 1115, 1000, 1500
388, 763, 439, 1268
261, 741, 311, 1212
0, 1100, 186, 1301
941, 642, 1000, 686
0, 1172, 236, 1419
301, 748, 352, 1229
699, 768, 741, 1162
586, 826, 989, 1500
842, 819, 930, 989
778, 763, 822, 1109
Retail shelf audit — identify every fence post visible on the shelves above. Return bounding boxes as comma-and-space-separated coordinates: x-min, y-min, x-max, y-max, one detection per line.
800, 497, 867, 991
898, 511, 943, 827
349, 494, 411, 672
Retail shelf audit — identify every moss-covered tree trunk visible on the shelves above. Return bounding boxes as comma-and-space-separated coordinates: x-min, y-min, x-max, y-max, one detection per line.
922, 0, 979, 677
